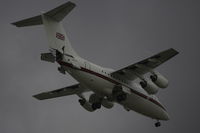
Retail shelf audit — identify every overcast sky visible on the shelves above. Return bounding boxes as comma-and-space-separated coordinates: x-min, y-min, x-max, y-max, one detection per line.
0, 0, 200, 133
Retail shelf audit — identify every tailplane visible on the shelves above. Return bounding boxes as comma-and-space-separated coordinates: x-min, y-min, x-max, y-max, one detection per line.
12, 1, 78, 56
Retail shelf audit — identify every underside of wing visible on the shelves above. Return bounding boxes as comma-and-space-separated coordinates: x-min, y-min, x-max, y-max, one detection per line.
111, 48, 179, 80
33, 83, 89, 100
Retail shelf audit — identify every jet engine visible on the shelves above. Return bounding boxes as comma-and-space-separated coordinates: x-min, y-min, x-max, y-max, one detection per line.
89, 94, 102, 110
140, 80, 159, 94
150, 72, 168, 88
78, 99, 95, 112
102, 99, 114, 109
88, 94, 114, 109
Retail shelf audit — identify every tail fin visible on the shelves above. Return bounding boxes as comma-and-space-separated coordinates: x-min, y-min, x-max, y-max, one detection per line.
12, 1, 75, 27
12, 1, 78, 56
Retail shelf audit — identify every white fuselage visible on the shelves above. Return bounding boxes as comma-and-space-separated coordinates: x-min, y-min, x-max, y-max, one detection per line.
58, 55, 170, 121
12, 1, 176, 123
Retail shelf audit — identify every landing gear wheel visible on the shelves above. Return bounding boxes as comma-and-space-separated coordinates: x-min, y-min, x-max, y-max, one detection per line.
155, 121, 161, 127
116, 93, 127, 102
79, 99, 86, 106
92, 102, 101, 110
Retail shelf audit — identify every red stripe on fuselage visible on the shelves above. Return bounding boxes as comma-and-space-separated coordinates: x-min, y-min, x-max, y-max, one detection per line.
58, 61, 166, 110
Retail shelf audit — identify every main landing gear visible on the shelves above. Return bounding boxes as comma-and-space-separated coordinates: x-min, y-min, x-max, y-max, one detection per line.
91, 102, 101, 110
78, 98, 102, 112
79, 99, 86, 106
116, 93, 127, 102
112, 86, 127, 103
155, 121, 161, 127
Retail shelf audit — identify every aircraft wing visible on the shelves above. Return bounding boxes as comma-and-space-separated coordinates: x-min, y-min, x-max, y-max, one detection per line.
111, 48, 179, 81
33, 84, 89, 100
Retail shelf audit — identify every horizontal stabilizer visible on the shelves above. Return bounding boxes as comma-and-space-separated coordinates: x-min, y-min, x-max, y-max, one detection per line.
12, 15, 42, 27
12, 1, 76, 27
41, 52, 55, 63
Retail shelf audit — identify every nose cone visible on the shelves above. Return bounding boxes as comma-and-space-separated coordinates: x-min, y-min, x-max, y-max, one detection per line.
160, 110, 170, 121
154, 99, 170, 120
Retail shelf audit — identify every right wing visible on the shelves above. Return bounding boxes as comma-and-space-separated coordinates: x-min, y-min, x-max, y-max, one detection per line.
33, 84, 89, 100
111, 48, 179, 81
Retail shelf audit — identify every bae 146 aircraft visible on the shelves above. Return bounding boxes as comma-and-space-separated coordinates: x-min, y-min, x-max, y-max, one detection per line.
12, 1, 178, 127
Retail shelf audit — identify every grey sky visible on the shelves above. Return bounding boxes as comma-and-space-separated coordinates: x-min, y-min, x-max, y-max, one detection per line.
0, 0, 200, 133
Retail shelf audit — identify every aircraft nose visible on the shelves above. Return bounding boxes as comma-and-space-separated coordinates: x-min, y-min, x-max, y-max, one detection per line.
161, 110, 170, 120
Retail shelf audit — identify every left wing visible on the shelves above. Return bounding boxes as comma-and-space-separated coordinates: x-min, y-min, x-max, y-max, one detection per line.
111, 48, 179, 81
33, 84, 89, 100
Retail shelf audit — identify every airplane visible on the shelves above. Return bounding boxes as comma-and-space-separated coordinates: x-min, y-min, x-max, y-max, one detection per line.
12, 1, 178, 127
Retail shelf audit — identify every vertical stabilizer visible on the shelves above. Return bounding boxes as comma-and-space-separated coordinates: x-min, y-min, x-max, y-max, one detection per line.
41, 14, 77, 56
12, 1, 78, 56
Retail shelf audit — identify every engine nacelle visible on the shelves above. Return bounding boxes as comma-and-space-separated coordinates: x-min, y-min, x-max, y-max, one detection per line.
150, 73, 169, 88
89, 94, 114, 109
140, 80, 159, 94
102, 99, 114, 109
78, 99, 95, 112
89, 94, 101, 103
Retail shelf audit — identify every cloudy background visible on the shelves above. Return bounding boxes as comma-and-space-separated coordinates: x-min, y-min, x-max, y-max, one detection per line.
0, 0, 199, 132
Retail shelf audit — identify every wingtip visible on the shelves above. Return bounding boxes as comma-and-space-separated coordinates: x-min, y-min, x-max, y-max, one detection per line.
11, 22, 17, 27
170, 48, 179, 55
32, 95, 43, 100
11, 22, 22, 27
61, 1, 76, 8
68, 1, 76, 6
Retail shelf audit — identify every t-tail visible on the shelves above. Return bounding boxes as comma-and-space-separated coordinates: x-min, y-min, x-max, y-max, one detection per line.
12, 1, 78, 57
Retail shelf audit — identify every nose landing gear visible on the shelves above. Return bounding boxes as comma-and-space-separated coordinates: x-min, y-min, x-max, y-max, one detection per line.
155, 121, 161, 127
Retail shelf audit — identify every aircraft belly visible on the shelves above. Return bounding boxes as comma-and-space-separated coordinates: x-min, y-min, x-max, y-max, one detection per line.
122, 93, 169, 120
64, 66, 169, 120
67, 68, 114, 95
